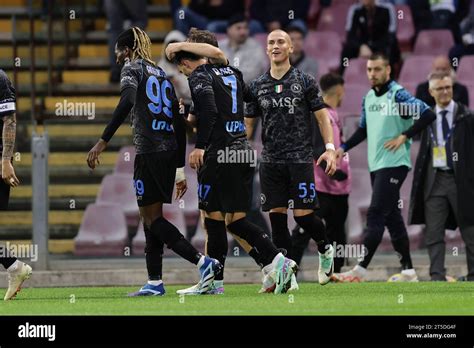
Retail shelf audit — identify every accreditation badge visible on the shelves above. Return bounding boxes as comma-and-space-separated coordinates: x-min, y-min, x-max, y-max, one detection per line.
432, 146, 447, 168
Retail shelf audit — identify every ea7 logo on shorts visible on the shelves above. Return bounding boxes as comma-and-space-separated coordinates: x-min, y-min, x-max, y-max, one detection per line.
260, 193, 266, 205
291, 83, 302, 93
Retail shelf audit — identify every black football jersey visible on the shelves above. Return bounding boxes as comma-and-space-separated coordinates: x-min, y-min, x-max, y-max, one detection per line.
0, 69, 16, 154
188, 64, 250, 156
120, 59, 178, 155
245, 66, 325, 163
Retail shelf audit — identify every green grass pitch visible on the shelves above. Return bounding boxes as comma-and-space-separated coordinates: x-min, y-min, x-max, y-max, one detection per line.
2, 282, 474, 315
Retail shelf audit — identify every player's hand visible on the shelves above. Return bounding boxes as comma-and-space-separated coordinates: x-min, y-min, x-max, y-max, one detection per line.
384, 134, 407, 152
87, 139, 107, 170
1, 160, 20, 187
359, 44, 372, 58
335, 147, 345, 161
189, 148, 205, 170
175, 179, 187, 200
165, 42, 183, 61
317, 150, 337, 176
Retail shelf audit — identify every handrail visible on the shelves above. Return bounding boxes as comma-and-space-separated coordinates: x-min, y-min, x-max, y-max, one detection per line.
12, 14, 19, 115
47, 0, 52, 97
28, 0, 36, 126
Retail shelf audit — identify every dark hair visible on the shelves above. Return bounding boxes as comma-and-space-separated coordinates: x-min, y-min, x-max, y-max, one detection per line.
368, 52, 390, 65
188, 27, 219, 47
116, 27, 154, 63
172, 49, 202, 64
319, 73, 344, 93
285, 25, 305, 38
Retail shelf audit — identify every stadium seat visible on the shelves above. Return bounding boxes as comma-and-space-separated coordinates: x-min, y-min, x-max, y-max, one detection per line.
346, 142, 368, 170
74, 202, 129, 256
398, 55, 435, 84
305, 31, 342, 72
339, 83, 368, 118
113, 146, 136, 175
343, 58, 368, 85
132, 204, 187, 256
467, 83, 474, 108
253, 33, 267, 50
316, 2, 354, 42
395, 5, 415, 52
96, 173, 139, 226
455, 56, 474, 86
401, 82, 418, 96
413, 30, 454, 56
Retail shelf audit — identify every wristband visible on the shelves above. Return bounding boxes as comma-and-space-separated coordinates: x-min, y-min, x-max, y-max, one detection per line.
175, 167, 186, 183
325, 143, 335, 151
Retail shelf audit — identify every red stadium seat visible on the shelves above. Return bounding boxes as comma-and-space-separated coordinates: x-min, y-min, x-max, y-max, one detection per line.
401, 82, 418, 96
316, 2, 354, 42
399, 55, 436, 84
339, 83, 368, 118
132, 204, 186, 256
96, 173, 139, 226
305, 31, 342, 72
74, 202, 129, 256
253, 33, 268, 50
467, 83, 474, 108
346, 142, 368, 170
396, 5, 415, 52
455, 56, 474, 86
413, 30, 454, 56
114, 146, 136, 175
343, 58, 368, 85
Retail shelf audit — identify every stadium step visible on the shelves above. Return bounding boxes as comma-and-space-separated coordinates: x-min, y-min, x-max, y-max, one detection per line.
62, 70, 110, 84
4, 239, 75, 254
11, 184, 100, 198
27, 124, 131, 137
43, 96, 120, 112
0, 210, 83, 226
14, 152, 118, 167
78, 43, 163, 58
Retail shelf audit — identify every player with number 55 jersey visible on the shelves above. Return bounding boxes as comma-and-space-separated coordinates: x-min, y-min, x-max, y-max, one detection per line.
87, 27, 223, 297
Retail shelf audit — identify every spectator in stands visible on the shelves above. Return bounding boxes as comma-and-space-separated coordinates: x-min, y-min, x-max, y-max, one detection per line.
104, 0, 148, 83
339, 0, 400, 74
416, 56, 469, 107
159, 30, 192, 108
409, 0, 470, 43
250, 0, 310, 34
219, 14, 267, 84
409, 72, 474, 282
174, 0, 261, 35
291, 73, 351, 273
449, 0, 474, 63
287, 26, 319, 79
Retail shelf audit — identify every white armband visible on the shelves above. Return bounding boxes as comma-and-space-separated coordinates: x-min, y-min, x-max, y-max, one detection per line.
325, 143, 335, 151
175, 167, 186, 183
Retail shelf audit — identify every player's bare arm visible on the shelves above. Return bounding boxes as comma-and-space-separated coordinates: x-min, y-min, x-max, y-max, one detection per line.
244, 117, 256, 140
166, 42, 227, 65
1, 113, 19, 187
314, 108, 337, 176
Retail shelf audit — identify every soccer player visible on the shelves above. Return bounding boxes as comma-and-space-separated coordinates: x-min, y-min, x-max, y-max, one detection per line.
332, 53, 436, 282
291, 73, 351, 273
0, 69, 32, 301
168, 29, 297, 295
244, 29, 337, 286
87, 27, 222, 296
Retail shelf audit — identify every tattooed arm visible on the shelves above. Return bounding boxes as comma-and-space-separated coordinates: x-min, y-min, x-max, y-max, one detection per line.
1, 113, 19, 187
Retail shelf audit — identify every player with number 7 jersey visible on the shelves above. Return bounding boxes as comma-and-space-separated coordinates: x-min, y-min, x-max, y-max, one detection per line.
87, 27, 223, 297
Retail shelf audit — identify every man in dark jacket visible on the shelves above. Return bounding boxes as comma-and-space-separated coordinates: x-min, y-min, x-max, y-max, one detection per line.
415, 56, 469, 108
339, 0, 400, 73
409, 72, 474, 281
